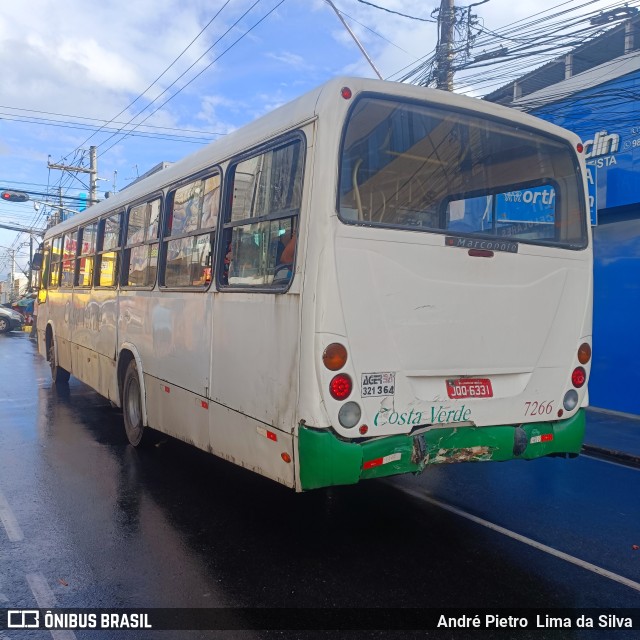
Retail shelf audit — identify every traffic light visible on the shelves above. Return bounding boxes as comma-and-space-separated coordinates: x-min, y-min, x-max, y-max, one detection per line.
1, 190, 29, 203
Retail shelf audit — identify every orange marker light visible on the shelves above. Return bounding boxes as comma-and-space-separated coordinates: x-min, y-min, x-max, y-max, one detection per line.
281, 452, 291, 463
322, 343, 348, 371
578, 343, 591, 365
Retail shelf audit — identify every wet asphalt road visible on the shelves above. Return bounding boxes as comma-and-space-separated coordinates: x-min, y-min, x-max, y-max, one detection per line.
0, 332, 639, 640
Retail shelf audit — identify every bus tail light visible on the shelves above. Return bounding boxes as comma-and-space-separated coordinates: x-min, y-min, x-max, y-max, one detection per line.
578, 343, 591, 364
338, 401, 361, 428
571, 367, 586, 388
323, 343, 348, 371
330, 374, 352, 400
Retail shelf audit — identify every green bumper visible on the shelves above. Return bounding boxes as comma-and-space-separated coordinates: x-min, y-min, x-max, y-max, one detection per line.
298, 409, 585, 490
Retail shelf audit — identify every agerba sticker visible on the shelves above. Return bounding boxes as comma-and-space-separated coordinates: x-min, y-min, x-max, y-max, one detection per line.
361, 372, 395, 397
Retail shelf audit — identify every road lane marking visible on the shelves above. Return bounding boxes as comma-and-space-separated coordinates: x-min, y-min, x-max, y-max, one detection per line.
26, 573, 77, 640
397, 486, 640, 593
0, 488, 23, 542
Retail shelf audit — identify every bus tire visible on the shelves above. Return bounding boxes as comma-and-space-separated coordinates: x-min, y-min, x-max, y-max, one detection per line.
48, 338, 70, 385
123, 360, 147, 447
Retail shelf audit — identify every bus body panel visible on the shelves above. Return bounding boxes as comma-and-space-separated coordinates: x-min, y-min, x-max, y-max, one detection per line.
47, 289, 73, 373
118, 289, 213, 399
210, 292, 301, 432
328, 231, 591, 435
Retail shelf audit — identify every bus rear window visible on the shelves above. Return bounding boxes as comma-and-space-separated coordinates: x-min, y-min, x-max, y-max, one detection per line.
339, 97, 587, 249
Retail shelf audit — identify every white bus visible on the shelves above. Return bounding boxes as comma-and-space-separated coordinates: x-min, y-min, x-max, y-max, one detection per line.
36, 77, 592, 491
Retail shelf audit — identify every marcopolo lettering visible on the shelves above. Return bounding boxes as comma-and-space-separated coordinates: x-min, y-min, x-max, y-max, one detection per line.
445, 236, 518, 253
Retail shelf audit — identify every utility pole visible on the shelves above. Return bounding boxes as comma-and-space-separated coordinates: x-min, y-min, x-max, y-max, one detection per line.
28, 236, 33, 290
9, 249, 15, 301
58, 187, 64, 224
48, 145, 99, 208
435, 0, 455, 91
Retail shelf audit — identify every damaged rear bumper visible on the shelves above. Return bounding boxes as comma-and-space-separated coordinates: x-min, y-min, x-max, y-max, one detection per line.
298, 409, 585, 490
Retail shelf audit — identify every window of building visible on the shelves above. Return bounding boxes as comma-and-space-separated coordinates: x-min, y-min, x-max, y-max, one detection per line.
162, 173, 220, 288
220, 137, 304, 288
97, 212, 122, 287
123, 199, 161, 288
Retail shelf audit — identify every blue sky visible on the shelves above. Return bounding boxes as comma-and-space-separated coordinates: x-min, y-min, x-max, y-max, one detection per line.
0, 0, 628, 277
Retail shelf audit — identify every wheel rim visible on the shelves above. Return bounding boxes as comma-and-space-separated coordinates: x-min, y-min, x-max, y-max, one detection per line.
0, 319, 8, 331
125, 375, 143, 444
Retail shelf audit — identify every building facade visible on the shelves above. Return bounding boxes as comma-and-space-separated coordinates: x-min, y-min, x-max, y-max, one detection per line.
485, 15, 640, 415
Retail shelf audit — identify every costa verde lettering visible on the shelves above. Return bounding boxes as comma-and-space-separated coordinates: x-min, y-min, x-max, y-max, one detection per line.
374, 405, 472, 427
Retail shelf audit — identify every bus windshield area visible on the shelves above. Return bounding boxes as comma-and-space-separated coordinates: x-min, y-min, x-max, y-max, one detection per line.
339, 97, 587, 249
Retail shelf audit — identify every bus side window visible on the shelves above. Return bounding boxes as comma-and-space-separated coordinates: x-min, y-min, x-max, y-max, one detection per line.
77, 222, 97, 287
61, 232, 77, 287
220, 136, 304, 289
161, 173, 220, 289
97, 212, 122, 287
49, 236, 63, 288
122, 200, 161, 288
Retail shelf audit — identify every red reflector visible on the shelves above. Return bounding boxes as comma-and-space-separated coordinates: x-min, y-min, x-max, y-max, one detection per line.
468, 249, 494, 258
571, 367, 586, 388
201, 400, 209, 409
541, 433, 553, 442
341, 86, 352, 100
363, 452, 401, 469
281, 452, 292, 463
164, 386, 170, 393
329, 374, 352, 400
267, 431, 277, 442
577, 143, 584, 153
359, 425, 369, 435
363, 457, 383, 470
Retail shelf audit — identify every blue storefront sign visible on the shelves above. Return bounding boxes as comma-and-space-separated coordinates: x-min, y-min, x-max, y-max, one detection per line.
532, 67, 640, 415
532, 68, 640, 213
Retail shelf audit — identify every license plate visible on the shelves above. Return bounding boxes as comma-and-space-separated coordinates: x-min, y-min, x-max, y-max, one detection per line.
361, 372, 396, 397
446, 378, 493, 399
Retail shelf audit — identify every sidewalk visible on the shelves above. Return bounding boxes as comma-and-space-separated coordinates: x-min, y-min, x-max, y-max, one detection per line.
582, 407, 640, 467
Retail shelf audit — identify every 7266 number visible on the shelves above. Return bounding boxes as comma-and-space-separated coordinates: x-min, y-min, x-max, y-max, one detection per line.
524, 400, 553, 416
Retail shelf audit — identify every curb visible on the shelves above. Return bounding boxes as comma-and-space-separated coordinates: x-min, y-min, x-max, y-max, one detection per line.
582, 443, 640, 468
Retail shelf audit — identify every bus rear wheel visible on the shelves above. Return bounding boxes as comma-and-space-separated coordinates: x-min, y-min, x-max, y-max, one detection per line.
48, 339, 70, 385
123, 361, 147, 447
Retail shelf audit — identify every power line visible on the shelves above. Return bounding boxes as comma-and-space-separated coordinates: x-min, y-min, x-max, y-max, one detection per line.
59, 0, 234, 164
354, 0, 436, 22
98, 0, 286, 158
0, 105, 227, 137
95, 0, 268, 156
0, 113, 216, 145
